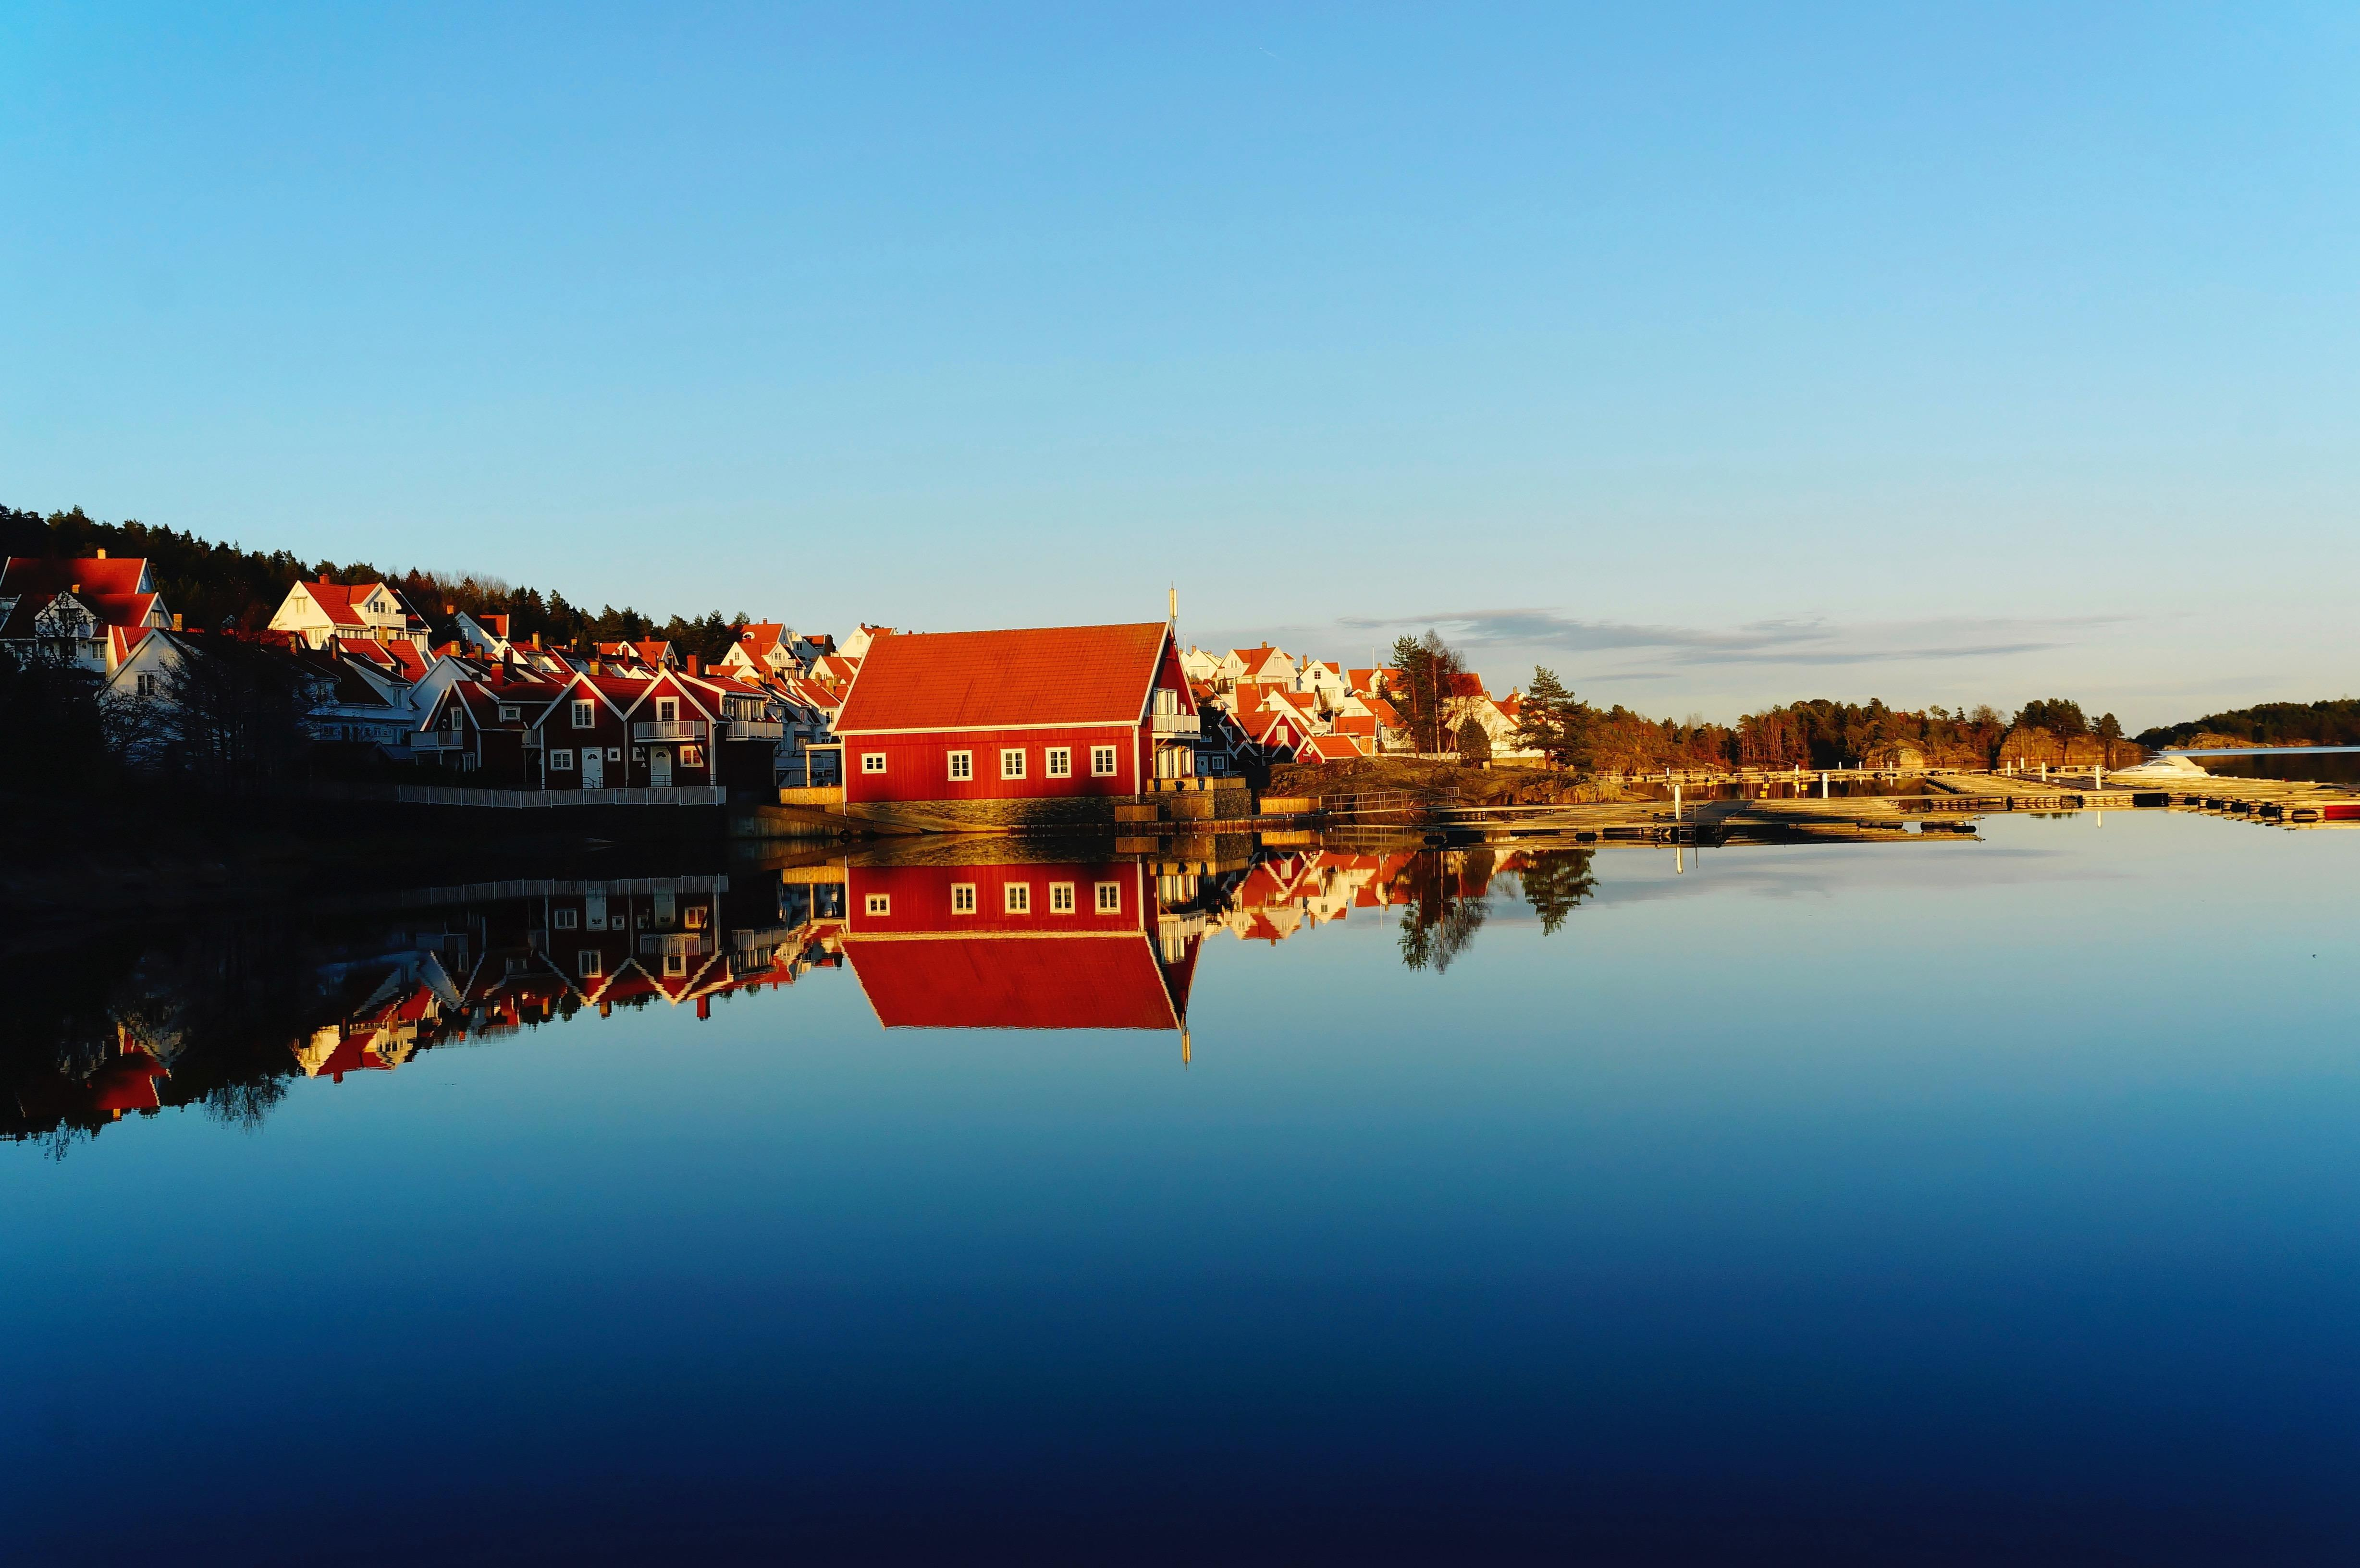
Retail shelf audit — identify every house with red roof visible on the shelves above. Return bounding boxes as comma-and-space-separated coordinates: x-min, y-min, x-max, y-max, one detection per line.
0, 552, 172, 674
268, 576, 426, 650
831, 622, 1200, 828
719, 622, 800, 682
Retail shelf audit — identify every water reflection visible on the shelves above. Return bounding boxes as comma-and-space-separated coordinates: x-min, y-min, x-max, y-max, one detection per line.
3, 843, 1612, 1152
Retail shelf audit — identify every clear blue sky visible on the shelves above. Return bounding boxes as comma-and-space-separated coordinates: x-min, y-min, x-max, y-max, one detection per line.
5, 3, 2355, 726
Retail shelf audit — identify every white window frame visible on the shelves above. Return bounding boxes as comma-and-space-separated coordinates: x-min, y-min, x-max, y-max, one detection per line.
678, 744, 703, 767
571, 699, 595, 728
864, 893, 890, 917
1004, 882, 1031, 914
553, 907, 578, 930
948, 750, 973, 782
1049, 882, 1076, 914
550, 748, 575, 771
662, 953, 688, 978
1046, 747, 1071, 778
606, 746, 622, 761
656, 698, 678, 722
1091, 745, 1118, 777
1095, 881, 1122, 913
499, 705, 520, 722
1000, 747, 1025, 780
950, 882, 977, 915
578, 949, 602, 978
861, 752, 887, 774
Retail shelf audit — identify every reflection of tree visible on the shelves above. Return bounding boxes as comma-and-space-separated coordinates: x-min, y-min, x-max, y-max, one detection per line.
1395, 850, 1490, 974
1515, 850, 1597, 935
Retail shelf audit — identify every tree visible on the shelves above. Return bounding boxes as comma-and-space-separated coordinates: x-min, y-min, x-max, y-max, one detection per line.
1516, 849, 1597, 935
1513, 666, 1592, 771
1457, 716, 1492, 764
2015, 698, 2088, 736
1387, 630, 1466, 755
106, 635, 321, 793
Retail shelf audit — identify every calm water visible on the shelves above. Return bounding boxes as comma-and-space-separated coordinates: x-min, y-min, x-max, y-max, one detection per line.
6, 811, 2359, 1565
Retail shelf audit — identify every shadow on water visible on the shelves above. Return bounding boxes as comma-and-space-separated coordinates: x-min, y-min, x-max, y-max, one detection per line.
2, 841, 1610, 1153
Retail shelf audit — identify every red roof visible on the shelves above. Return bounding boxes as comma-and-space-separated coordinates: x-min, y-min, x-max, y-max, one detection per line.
0, 556, 151, 598
835, 623, 1173, 733
845, 935, 1184, 1029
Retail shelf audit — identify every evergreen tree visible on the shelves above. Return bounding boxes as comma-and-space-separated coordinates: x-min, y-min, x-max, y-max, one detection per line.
1513, 666, 1592, 771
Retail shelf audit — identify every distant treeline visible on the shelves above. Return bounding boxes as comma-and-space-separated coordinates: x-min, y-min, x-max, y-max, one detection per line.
0, 505, 754, 664
2137, 699, 2360, 750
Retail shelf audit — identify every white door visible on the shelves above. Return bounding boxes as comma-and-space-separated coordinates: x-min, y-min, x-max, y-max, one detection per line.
650, 747, 673, 786
580, 747, 604, 787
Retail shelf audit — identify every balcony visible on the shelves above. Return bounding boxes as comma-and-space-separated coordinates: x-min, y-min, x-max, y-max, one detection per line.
633, 720, 706, 742
522, 730, 543, 749
411, 730, 467, 750
724, 721, 784, 741
638, 932, 713, 957
1149, 711, 1202, 735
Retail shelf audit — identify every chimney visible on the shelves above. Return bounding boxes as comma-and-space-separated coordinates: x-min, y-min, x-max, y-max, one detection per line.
70, 583, 79, 595
532, 631, 541, 649
444, 602, 455, 615
95, 549, 106, 559
688, 654, 701, 676
172, 613, 184, 631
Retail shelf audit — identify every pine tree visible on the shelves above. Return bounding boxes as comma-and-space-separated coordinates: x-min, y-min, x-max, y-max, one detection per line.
1514, 666, 1592, 771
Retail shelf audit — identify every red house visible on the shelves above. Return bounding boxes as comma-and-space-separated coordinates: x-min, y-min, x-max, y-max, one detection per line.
832, 622, 1200, 825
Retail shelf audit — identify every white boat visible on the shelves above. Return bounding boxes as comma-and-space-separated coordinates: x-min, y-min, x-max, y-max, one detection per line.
2107, 754, 2211, 781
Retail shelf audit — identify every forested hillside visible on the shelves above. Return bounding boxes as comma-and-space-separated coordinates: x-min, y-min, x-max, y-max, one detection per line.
0, 505, 756, 664
2138, 700, 2360, 749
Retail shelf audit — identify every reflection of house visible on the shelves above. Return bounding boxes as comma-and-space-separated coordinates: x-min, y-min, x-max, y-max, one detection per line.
841, 860, 1201, 1037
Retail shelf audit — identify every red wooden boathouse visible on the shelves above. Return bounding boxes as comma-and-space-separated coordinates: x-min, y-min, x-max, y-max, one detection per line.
832, 622, 1201, 828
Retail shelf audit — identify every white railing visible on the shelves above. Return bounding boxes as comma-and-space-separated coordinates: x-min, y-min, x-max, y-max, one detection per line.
725, 721, 784, 740
1150, 711, 1202, 735
522, 731, 543, 749
638, 933, 713, 957
633, 720, 706, 742
411, 730, 466, 750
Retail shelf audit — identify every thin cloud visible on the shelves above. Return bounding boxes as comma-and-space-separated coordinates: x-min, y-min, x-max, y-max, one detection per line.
1330, 608, 2125, 669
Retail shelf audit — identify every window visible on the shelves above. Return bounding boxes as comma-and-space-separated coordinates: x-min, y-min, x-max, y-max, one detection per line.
499, 704, 520, 722
1049, 882, 1075, 914
862, 752, 886, 774
1153, 686, 1181, 715
662, 954, 688, 978
571, 699, 594, 728
864, 893, 890, 917
948, 750, 972, 781
135, 672, 159, 698
550, 749, 575, 771
683, 905, 707, 930
1046, 747, 1071, 778
553, 907, 578, 930
678, 745, 703, 767
1205, 754, 1227, 774
1001, 748, 1025, 780
1096, 881, 1122, 913
1004, 882, 1031, 914
950, 882, 977, 915
657, 698, 678, 722
1092, 745, 1118, 777
605, 746, 622, 761
578, 949, 602, 978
